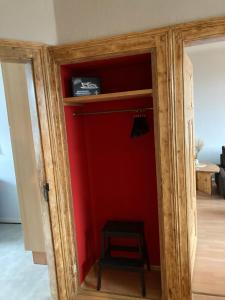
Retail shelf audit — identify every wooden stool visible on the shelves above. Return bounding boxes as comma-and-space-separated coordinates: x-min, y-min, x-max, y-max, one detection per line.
97, 220, 150, 297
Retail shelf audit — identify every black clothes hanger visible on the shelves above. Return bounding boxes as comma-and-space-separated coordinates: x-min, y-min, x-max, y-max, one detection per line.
131, 114, 149, 138
73, 107, 151, 138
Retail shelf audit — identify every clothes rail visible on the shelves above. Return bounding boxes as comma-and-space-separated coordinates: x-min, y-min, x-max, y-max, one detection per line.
73, 107, 153, 117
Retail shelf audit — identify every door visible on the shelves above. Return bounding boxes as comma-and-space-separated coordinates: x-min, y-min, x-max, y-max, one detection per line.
0, 65, 21, 223
183, 52, 197, 277
1, 62, 46, 260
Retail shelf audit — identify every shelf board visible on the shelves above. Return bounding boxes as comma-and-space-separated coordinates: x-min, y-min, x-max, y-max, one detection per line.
63, 89, 152, 105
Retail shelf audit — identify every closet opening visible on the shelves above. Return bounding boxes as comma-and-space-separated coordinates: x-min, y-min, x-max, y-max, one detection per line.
61, 53, 161, 299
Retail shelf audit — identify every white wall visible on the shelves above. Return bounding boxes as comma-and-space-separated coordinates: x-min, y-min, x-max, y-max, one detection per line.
0, 0, 57, 44
187, 42, 225, 164
53, 0, 225, 44
0, 0, 225, 45
0, 65, 20, 222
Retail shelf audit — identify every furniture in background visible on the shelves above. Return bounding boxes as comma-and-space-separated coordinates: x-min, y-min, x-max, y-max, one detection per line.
97, 220, 150, 297
220, 146, 225, 168
217, 168, 225, 198
196, 163, 220, 195
215, 146, 225, 198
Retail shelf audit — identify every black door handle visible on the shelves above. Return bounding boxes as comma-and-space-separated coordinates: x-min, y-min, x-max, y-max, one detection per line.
43, 182, 50, 202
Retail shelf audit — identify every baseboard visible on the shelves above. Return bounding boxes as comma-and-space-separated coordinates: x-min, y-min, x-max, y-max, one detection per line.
32, 251, 47, 265
0, 217, 21, 224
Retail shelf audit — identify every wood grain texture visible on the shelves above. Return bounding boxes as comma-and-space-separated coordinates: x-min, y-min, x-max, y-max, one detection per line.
171, 15, 225, 300
48, 26, 169, 64
43, 48, 78, 300
193, 193, 225, 297
0, 40, 58, 300
193, 294, 225, 300
196, 172, 214, 195
174, 16, 225, 46
183, 52, 197, 278
1, 15, 224, 300
64, 89, 153, 105
36, 17, 225, 299
48, 26, 189, 300
196, 164, 220, 173
81, 264, 161, 299
1, 62, 46, 253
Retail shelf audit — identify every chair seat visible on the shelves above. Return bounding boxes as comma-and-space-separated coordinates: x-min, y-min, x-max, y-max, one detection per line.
99, 256, 145, 270
103, 220, 144, 237
97, 220, 149, 297
110, 245, 140, 252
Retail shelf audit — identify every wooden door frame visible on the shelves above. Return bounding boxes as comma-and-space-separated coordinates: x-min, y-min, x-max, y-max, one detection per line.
47, 27, 189, 300
2, 16, 224, 300
0, 40, 59, 299
171, 16, 225, 299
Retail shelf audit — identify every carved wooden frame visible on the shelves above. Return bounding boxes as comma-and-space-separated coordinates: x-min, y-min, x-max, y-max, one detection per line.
171, 16, 225, 299
48, 17, 225, 300
2, 16, 225, 300
0, 40, 59, 299
47, 27, 189, 300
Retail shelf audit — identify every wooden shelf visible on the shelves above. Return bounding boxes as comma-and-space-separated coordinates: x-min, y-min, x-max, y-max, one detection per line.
63, 89, 152, 105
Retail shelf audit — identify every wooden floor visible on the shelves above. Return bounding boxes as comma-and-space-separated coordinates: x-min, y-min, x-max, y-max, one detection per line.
81, 264, 161, 299
193, 294, 225, 300
78, 192, 225, 300
192, 192, 225, 299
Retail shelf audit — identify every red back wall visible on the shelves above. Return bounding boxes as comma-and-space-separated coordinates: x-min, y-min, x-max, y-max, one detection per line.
62, 53, 160, 283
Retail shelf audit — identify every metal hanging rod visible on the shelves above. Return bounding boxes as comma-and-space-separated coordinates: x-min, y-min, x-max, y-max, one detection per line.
73, 107, 153, 117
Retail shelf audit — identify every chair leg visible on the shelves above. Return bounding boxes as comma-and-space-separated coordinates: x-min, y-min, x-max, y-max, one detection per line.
144, 237, 151, 271
97, 265, 102, 291
140, 270, 146, 297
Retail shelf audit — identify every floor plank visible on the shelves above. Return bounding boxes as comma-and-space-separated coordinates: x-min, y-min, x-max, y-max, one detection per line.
193, 192, 225, 297
193, 294, 225, 300
82, 264, 161, 299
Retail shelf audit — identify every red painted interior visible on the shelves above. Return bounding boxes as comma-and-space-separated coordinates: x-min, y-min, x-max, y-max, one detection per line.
62, 53, 160, 283
61, 53, 152, 97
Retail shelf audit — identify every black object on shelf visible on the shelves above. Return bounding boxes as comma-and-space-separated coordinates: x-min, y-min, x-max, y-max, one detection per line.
97, 220, 150, 297
71, 77, 101, 96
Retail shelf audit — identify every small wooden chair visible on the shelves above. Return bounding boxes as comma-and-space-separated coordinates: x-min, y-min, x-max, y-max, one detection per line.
97, 220, 150, 297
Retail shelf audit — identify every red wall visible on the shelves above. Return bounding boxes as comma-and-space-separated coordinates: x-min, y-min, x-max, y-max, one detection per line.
60, 53, 152, 97
64, 107, 96, 281
62, 53, 160, 283
64, 98, 160, 283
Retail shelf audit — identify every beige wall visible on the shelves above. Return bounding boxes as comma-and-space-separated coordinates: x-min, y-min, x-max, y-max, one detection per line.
0, 0, 57, 44
54, 0, 225, 44
0, 0, 225, 45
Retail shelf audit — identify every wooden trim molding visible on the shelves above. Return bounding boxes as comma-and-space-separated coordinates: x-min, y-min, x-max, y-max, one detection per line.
171, 15, 225, 300
47, 16, 225, 300
0, 40, 59, 300
174, 16, 225, 45
1, 15, 225, 300
47, 26, 190, 300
